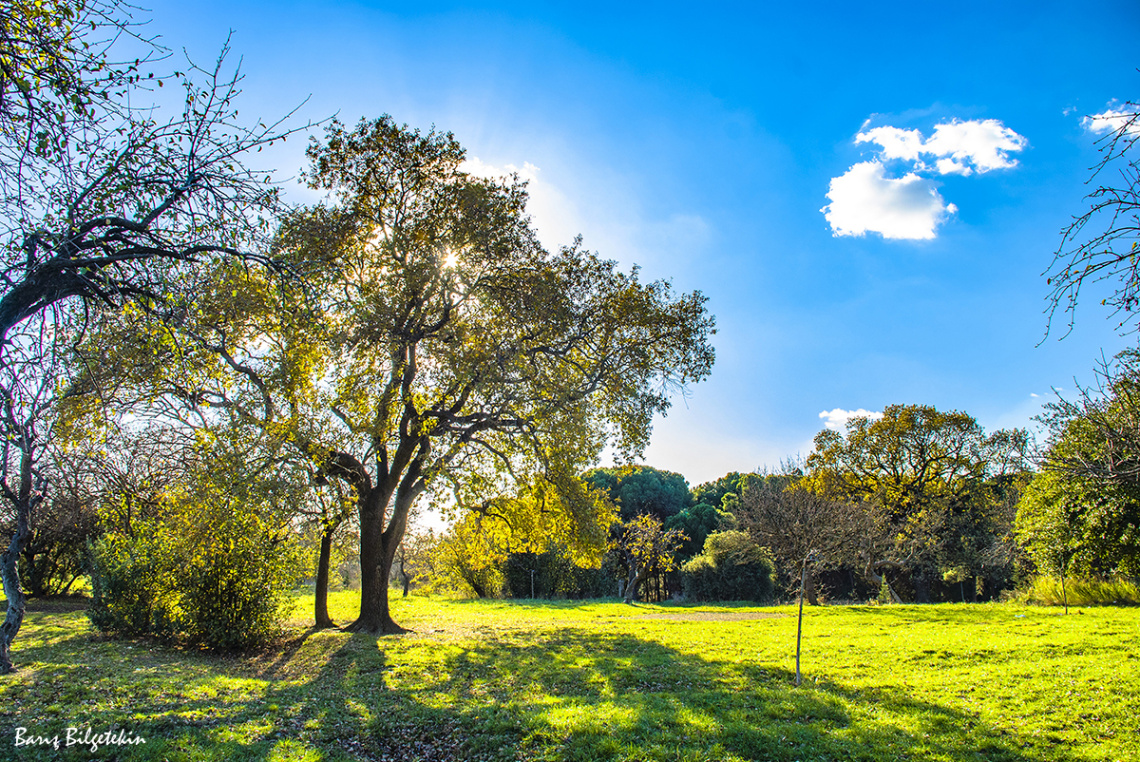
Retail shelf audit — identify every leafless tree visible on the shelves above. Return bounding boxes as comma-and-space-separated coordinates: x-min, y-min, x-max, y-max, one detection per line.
1045, 101, 1140, 336
738, 476, 861, 604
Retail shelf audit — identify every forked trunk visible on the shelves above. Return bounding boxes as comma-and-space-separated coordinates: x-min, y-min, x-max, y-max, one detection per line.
624, 563, 648, 604
349, 481, 413, 634
864, 559, 903, 604
367, 551, 405, 633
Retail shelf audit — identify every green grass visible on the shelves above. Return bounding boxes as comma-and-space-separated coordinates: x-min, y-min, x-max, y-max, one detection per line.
0, 593, 1136, 761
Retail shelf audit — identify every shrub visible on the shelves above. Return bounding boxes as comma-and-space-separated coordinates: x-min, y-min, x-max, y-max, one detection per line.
682, 530, 774, 602
87, 521, 181, 639
174, 501, 301, 648
89, 488, 301, 649
19, 494, 99, 597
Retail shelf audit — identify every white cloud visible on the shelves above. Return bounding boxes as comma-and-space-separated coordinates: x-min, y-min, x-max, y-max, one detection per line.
826, 117, 1025, 239
856, 119, 1026, 177
818, 408, 884, 431
821, 161, 956, 240
461, 156, 541, 184
855, 126, 925, 162
922, 120, 1027, 175
1083, 107, 1140, 136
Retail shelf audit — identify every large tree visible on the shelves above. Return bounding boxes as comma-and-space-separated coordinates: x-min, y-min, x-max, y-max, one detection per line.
806, 404, 1028, 602
584, 465, 693, 522
279, 117, 715, 633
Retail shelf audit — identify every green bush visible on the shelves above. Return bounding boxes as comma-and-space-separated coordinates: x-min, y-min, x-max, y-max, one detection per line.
89, 488, 301, 648
177, 504, 301, 648
87, 521, 181, 639
682, 530, 774, 602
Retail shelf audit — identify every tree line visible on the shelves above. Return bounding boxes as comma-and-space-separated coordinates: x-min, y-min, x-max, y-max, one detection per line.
403, 393, 1138, 609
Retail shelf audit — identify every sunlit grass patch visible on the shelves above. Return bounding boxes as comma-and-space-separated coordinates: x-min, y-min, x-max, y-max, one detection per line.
0, 595, 1136, 760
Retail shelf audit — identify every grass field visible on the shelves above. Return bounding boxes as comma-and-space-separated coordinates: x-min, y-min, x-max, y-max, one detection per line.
0, 593, 1135, 761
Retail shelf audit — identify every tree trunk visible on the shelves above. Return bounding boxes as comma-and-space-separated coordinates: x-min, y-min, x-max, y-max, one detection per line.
314, 529, 335, 628
1, 451, 35, 674
795, 558, 809, 686
0, 532, 27, 674
350, 487, 390, 632
350, 478, 415, 635
623, 564, 647, 604
1057, 563, 1067, 615
864, 560, 903, 603
469, 577, 488, 599
804, 566, 819, 606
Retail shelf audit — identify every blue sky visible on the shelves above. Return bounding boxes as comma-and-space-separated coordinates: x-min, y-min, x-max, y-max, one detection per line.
145, 0, 1139, 486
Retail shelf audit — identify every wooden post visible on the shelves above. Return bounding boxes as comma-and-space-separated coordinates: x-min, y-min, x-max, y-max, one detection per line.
795, 554, 809, 687
1060, 560, 1069, 615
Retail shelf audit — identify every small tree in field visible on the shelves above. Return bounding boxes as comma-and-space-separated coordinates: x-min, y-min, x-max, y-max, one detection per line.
738, 474, 852, 604
618, 514, 687, 603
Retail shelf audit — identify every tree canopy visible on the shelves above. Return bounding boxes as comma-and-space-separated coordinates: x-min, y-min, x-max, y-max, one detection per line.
583, 465, 693, 522
806, 404, 1028, 601
691, 471, 748, 510
265, 116, 716, 632
1019, 351, 1140, 577
0, 0, 303, 672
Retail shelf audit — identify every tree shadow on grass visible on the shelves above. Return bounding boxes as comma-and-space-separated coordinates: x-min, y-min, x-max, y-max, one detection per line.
403, 629, 1040, 762
0, 613, 1050, 762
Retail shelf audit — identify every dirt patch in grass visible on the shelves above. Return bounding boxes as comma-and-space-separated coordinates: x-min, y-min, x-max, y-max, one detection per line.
634, 611, 786, 621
